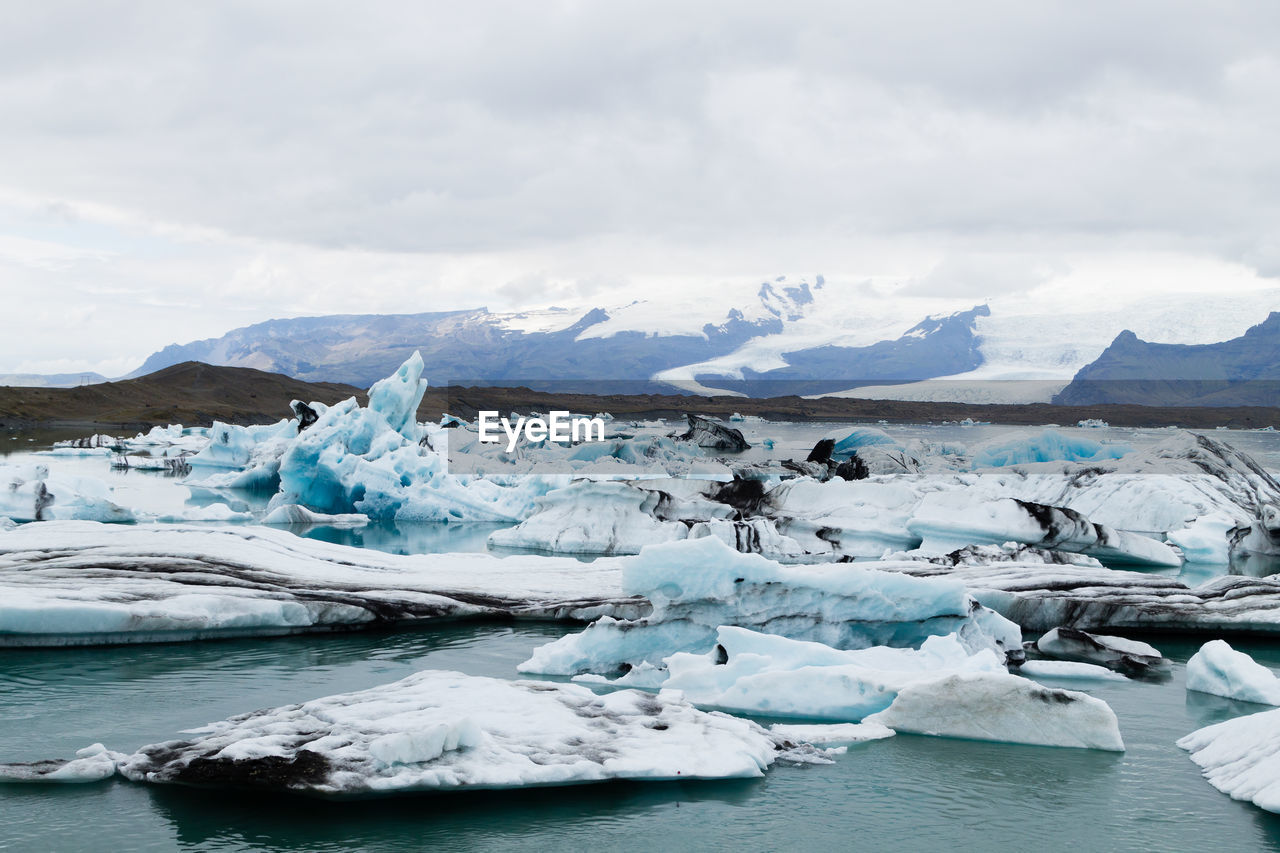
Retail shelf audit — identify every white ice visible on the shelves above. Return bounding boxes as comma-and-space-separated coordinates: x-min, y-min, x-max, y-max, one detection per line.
520, 536, 1022, 676
864, 671, 1125, 751
1179, 707, 1280, 813
1, 671, 815, 794
1185, 640, 1280, 705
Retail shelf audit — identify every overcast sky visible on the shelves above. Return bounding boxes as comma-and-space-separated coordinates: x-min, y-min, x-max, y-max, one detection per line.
2, 1, 1279, 375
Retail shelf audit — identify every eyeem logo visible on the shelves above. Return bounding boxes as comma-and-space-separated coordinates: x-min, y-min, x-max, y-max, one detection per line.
477, 411, 607, 452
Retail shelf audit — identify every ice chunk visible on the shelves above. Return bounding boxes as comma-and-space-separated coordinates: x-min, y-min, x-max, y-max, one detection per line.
1034, 627, 1169, 677
821, 426, 902, 458
1167, 514, 1242, 565
0, 743, 122, 784
676, 415, 749, 451
770, 722, 895, 745
1179, 707, 1280, 813
687, 518, 813, 562
1, 672, 807, 794
970, 429, 1129, 468
0, 521, 640, 647
520, 536, 1022, 676
488, 481, 712, 555
0, 463, 134, 524
1186, 640, 1280, 705
1013, 660, 1128, 681
366, 350, 428, 441
906, 494, 1180, 567
651, 627, 1004, 720
864, 671, 1125, 751
261, 504, 369, 527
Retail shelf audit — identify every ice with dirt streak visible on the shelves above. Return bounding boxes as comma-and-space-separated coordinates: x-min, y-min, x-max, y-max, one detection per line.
519, 536, 1022, 676
0, 672, 819, 794
596, 626, 1006, 720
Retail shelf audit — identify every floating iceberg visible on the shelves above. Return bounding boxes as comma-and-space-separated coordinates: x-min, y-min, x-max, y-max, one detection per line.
0, 463, 134, 524
260, 504, 369, 527
182, 353, 562, 523
644, 627, 1005, 720
1185, 640, 1280, 705
488, 480, 729, 555
0, 521, 640, 647
864, 671, 1125, 751
0, 671, 816, 794
906, 495, 1179, 567
970, 430, 1129, 468
1032, 627, 1168, 677
769, 722, 895, 745
519, 536, 1022, 676
1179, 707, 1280, 813
877, 557, 1280, 635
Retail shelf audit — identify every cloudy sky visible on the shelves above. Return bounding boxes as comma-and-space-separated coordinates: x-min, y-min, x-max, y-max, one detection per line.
2, 1, 1278, 375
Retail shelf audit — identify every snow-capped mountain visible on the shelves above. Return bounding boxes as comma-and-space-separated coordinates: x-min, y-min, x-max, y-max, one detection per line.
126, 277, 1280, 402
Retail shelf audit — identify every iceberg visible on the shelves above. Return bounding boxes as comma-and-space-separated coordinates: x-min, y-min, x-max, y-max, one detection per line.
0, 521, 641, 647
1032, 627, 1168, 677
519, 536, 1022, 676
1179, 707, 1280, 813
676, 415, 749, 452
905, 494, 1179, 567
769, 722, 895, 745
260, 504, 369, 527
488, 480, 729, 555
182, 354, 562, 523
969, 429, 1129, 468
0, 671, 816, 794
1185, 640, 1280, 705
0, 463, 134, 524
874, 557, 1280, 635
864, 671, 1125, 751
645, 627, 1005, 720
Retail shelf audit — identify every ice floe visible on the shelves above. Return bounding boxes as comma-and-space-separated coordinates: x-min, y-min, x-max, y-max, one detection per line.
1179, 707, 1280, 813
0, 671, 819, 794
1185, 640, 1280, 705
1032, 627, 1169, 677
628, 626, 1006, 720
0, 463, 134, 524
519, 536, 1022, 676
0, 521, 640, 646
864, 671, 1125, 751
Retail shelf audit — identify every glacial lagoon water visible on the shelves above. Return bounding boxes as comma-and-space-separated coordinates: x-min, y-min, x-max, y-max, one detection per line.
3, 626, 1280, 852
3, 422, 1280, 850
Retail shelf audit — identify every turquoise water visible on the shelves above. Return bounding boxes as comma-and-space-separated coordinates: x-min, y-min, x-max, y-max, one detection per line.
3, 626, 1280, 852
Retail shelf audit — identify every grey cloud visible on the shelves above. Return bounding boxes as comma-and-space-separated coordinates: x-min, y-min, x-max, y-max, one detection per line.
0, 2, 1278, 272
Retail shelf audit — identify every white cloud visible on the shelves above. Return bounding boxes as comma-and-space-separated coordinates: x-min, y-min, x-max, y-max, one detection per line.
0, 2, 1278, 374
